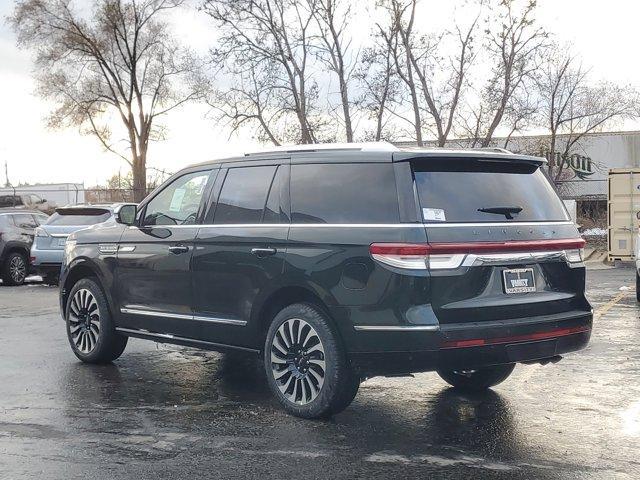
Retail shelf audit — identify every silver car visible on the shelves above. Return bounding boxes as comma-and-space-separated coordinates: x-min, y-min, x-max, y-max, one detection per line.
31, 204, 135, 284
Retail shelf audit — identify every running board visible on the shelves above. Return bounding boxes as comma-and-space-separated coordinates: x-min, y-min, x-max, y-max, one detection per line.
115, 327, 259, 354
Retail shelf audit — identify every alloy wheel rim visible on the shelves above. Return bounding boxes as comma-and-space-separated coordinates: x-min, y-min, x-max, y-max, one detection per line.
68, 289, 100, 354
270, 318, 326, 405
9, 256, 26, 283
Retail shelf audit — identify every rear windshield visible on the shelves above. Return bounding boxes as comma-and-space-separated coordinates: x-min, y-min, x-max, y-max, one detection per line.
45, 211, 111, 226
412, 159, 568, 223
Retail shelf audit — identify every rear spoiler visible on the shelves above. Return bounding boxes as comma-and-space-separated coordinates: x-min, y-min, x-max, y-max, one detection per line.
393, 151, 546, 167
55, 207, 110, 216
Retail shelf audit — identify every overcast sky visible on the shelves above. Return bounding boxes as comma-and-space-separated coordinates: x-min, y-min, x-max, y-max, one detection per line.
1, 0, 639, 187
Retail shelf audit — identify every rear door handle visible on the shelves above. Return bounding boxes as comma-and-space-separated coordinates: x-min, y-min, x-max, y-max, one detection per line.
168, 245, 190, 254
251, 247, 277, 258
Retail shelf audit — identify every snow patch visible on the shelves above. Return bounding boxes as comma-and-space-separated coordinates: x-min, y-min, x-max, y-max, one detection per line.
365, 452, 517, 471
582, 228, 606, 236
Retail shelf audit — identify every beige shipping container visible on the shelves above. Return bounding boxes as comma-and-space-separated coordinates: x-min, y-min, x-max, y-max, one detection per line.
608, 168, 640, 261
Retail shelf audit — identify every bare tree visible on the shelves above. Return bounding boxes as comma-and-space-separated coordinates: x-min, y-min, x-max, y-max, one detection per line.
203, 0, 325, 145
356, 23, 401, 141
537, 44, 639, 181
311, 0, 357, 142
376, 0, 479, 146
209, 61, 284, 146
478, 0, 548, 147
10, 0, 207, 201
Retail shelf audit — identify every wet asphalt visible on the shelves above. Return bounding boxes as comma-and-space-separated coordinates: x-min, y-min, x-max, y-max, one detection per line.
0, 265, 639, 479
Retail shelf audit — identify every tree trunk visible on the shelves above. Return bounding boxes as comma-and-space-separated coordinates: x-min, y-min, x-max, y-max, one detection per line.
132, 152, 147, 203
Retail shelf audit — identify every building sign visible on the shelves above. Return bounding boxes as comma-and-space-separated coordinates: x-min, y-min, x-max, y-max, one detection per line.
542, 150, 594, 180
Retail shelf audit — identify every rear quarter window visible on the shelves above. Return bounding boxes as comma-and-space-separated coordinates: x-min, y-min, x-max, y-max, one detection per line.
291, 163, 399, 224
412, 158, 568, 223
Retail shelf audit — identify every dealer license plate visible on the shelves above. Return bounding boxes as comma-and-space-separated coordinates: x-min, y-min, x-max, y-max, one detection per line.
502, 268, 536, 294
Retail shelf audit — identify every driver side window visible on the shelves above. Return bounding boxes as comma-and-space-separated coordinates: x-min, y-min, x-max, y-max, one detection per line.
143, 171, 211, 226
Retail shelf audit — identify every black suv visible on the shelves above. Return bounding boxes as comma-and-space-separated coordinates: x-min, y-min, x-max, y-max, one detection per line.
1, 209, 48, 285
59, 144, 592, 418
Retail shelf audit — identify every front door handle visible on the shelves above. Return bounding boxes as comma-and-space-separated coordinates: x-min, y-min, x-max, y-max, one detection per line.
251, 247, 277, 258
168, 245, 189, 254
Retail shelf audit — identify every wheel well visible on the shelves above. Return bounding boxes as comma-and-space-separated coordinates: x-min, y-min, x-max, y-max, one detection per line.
62, 264, 99, 310
3, 246, 29, 261
256, 286, 334, 339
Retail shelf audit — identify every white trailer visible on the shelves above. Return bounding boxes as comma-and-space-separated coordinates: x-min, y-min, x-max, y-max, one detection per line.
607, 168, 640, 262
0, 183, 85, 208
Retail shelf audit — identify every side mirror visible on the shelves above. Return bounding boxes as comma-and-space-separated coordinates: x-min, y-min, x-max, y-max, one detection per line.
40, 198, 47, 204
116, 204, 137, 225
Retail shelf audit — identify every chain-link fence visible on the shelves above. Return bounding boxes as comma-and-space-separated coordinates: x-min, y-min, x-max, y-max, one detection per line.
0, 186, 154, 214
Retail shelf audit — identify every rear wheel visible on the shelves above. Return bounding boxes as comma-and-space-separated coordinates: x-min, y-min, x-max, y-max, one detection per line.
264, 303, 359, 418
437, 364, 515, 392
65, 278, 127, 363
1, 252, 27, 286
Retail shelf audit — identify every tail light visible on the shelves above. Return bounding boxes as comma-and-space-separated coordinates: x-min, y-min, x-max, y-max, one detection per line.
370, 238, 586, 270
369, 243, 430, 270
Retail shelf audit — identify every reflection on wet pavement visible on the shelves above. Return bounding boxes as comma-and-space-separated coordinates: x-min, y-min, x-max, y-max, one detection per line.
1, 266, 639, 479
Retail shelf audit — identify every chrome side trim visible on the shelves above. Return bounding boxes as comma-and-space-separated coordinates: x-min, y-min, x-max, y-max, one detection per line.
120, 307, 247, 326
354, 325, 439, 331
120, 307, 193, 320
49, 233, 69, 238
192, 315, 247, 326
130, 221, 573, 230
118, 245, 136, 252
133, 223, 424, 229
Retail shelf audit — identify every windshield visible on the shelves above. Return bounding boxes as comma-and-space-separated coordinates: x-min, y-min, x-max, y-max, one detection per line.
412, 158, 569, 223
45, 211, 111, 226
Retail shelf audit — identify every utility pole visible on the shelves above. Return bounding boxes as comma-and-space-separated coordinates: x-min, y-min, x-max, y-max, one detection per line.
4, 160, 9, 188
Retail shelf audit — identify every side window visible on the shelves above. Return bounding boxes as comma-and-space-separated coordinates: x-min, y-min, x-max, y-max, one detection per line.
214, 166, 277, 224
143, 171, 211, 226
12, 214, 37, 228
290, 163, 399, 223
33, 214, 48, 226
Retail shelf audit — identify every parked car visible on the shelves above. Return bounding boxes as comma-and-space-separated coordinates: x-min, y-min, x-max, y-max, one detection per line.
31, 204, 135, 285
59, 143, 592, 418
0, 209, 48, 285
0, 193, 55, 213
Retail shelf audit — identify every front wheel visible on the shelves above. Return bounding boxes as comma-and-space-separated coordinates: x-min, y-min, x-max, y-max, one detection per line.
264, 303, 359, 418
65, 278, 127, 363
437, 364, 516, 392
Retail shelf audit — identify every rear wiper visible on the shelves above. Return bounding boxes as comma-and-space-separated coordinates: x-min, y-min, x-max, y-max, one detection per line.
477, 206, 523, 220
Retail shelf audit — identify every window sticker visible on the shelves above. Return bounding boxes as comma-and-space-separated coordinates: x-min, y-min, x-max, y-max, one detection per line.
422, 208, 446, 222
169, 188, 186, 212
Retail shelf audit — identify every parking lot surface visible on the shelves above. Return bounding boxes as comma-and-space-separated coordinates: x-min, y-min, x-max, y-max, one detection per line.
1, 266, 639, 479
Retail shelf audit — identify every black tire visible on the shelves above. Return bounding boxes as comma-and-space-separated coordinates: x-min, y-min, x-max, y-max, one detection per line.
65, 278, 127, 363
43, 273, 60, 286
264, 303, 359, 418
636, 272, 640, 302
1, 251, 28, 286
437, 363, 516, 392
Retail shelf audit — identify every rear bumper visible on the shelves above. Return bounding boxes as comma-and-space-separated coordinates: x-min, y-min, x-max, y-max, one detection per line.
30, 247, 64, 267
348, 310, 592, 376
